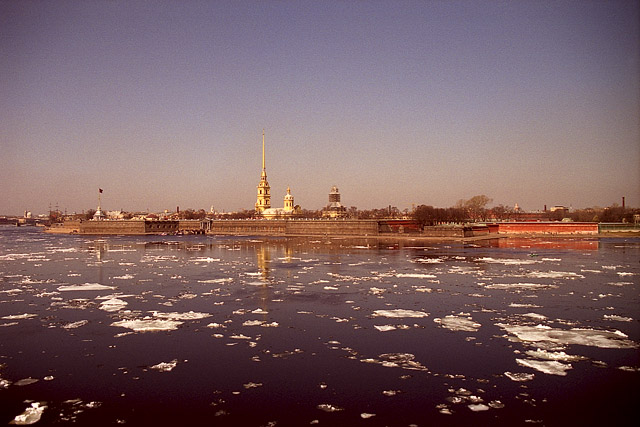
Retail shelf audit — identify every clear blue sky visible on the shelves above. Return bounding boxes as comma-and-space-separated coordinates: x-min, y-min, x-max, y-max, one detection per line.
1, 0, 638, 215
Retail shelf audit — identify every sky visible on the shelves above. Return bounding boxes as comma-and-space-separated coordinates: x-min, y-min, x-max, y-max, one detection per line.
1, 0, 639, 216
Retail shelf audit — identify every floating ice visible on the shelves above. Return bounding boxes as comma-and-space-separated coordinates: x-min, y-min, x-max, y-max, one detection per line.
526, 271, 584, 279
522, 313, 547, 320
230, 334, 252, 340
243, 320, 279, 327
14, 378, 39, 386
111, 319, 183, 332
525, 348, 585, 362
360, 413, 376, 419
362, 353, 429, 372
62, 320, 89, 329
468, 403, 490, 411
484, 283, 557, 290
99, 298, 128, 312
323, 286, 339, 290
57, 283, 115, 291
497, 324, 638, 349
198, 278, 233, 284
477, 257, 539, 265
434, 315, 481, 332
2, 313, 37, 320
151, 311, 211, 320
113, 274, 134, 280
373, 309, 429, 318
504, 372, 534, 382
207, 323, 226, 328
604, 314, 633, 322
9, 402, 46, 425
396, 273, 437, 279
509, 303, 541, 308
243, 382, 263, 389
150, 359, 178, 372
374, 325, 397, 332
413, 257, 443, 264
516, 358, 572, 376
317, 404, 343, 412
189, 257, 220, 263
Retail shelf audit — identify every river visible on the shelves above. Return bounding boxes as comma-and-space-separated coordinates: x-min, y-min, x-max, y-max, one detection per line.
0, 226, 638, 426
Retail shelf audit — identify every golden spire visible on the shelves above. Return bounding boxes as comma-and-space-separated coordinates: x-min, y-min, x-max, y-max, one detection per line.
262, 129, 266, 172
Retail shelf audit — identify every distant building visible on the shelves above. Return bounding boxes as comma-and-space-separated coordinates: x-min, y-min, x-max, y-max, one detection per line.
255, 130, 271, 213
255, 131, 300, 219
322, 186, 347, 218
261, 187, 301, 219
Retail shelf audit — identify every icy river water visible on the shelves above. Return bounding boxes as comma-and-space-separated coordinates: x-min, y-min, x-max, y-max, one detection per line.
0, 226, 638, 426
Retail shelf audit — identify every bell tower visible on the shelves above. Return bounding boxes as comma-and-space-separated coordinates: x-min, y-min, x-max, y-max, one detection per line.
255, 130, 271, 213
283, 187, 294, 211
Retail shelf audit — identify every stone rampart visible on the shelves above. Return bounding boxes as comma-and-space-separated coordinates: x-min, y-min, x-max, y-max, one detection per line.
493, 222, 598, 235
81, 220, 147, 235
207, 219, 379, 236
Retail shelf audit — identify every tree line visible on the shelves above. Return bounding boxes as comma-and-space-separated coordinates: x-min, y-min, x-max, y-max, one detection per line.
58, 195, 638, 224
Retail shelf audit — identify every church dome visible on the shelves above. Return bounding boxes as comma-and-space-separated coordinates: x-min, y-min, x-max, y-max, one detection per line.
284, 187, 294, 200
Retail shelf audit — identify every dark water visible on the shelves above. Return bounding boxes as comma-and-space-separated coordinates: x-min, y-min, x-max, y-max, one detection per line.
0, 226, 638, 426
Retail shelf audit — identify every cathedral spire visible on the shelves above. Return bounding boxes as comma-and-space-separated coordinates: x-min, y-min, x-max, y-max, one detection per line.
256, 130, 271, 213
262, 129, 266, 173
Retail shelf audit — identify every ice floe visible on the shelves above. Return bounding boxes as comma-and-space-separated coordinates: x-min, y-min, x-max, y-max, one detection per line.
497, 324, 638, 349
504, 371, 535, 382
198, 278, 233, 284
374, 325, 397, 332
62, 320, 89, 329
111, 319, 183, 332
525, 271, 584, 279
57, 283, 115, 291
361, 353, 429, 372
395, 273, 437, 279
9, 402, 46, 425
2, 313, 37, 320
603, 314, 633, 322
373, 309, 429, 318
317, 404, 343, 412
524, 348, 585, 362
150, 359, 178, 372
477, 257, 540, 265
151, 311, 211, 320
243, 320, 279, 327
99, 298, 128, 312
516, 358, 572, 376
433, 315, 481, 332
484, 283, 557, 290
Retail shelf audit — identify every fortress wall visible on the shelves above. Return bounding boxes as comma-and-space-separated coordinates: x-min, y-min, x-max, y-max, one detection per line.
286, 220, 379, 236
80, 220, 147, 235
495, 222, 598, 234
207, 219, 378, 236
422, 226, 466, 237
178, 220, 205, 232
45, 221, 82, 234
209, 220, 287, 235
144, 220, 179, 234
